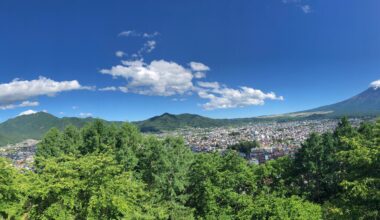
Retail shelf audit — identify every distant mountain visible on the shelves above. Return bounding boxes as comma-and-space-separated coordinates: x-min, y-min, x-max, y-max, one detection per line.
134, 113, 225, 132
0, 112, 121, 146
302, 87, 380, 117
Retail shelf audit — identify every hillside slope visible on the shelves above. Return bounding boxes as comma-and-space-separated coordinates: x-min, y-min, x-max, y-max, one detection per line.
0, 112, 121, 146
304, 87, 380, 117
134, 113, 225, 132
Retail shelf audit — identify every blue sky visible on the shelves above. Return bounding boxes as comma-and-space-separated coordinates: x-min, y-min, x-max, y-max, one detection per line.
0, 0, 379, 122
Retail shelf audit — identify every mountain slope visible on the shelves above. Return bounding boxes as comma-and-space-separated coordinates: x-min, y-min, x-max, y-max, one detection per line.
0, 112, 121, 146
304, 87, 380, 117
134, 113, 225, 132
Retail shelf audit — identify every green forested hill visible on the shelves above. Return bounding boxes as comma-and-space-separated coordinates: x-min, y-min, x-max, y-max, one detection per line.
134, 113, 226, 132
0, 112, 121, 146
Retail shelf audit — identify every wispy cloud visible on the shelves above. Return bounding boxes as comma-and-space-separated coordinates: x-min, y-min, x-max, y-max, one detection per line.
117, 30, 159, 60
132, 40, 157, 58
118, 30, 140, 37
0, 101, 39, 110
300, 4, 311, 14
189, 62, 210, 72
99, 86, 118, 91
282, 0, 312, 14
118, 30, 159, 38
79, 112, 93, 117
115, 51, 126, 58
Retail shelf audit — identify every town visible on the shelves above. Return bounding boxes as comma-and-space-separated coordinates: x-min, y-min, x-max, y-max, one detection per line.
158, 118, 365, 164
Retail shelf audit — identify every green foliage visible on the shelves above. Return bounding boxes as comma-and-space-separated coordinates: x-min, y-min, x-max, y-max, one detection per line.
186, 151, 257, 218
0, 158, 28, 219
28, 154, 166, 219
114, 123, 142, 170
253, 156, 296, 196
293, 132, 341, 202
290, 118, 380, 219
136, 136, 194, 218
324, 122, 380, 219
240, 194, 323, 220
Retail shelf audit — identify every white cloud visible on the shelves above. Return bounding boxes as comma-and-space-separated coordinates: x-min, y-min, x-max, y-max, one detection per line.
370, 80, 380, 89
300, 5, 311, 14
197, 81, 221, 90
103, 35, 284, 110
189, 62, 210, 72
101, 59, 284, 110
115, 51, 126, 58
100, 59, 195, 96
0, 101, 39, 110
143, 32, 160, 38
133, 40, 157, 58
172, 97, 187, 102
118, 30, 139, 37
72, 106, 78, 110
119, 30, 159, 38
18, 109, 37, 116
194, 72, 206, 79
282, 0, 312, 14
197, 84, 283, 110
117, 30, 159, 59
79, 112, 93, 117
0, 77, 87, 106
129, 40, 157, 59
282, 0, 301, 3
144, 40, 156, 53
190, 62, 209, 79
99, 86, 118, 91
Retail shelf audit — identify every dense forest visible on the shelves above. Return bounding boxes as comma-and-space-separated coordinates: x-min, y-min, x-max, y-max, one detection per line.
0, 118, 379, 219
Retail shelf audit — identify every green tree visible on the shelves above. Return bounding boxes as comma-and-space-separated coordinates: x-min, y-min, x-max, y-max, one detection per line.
293, 132, 341, 202
0, 158, 27, 219
137, 136, 194, 218
325, 122, 380, 219
61, 125, 82, 155
36, 127, 64, 159
27, 154, 167, 219
239, 194, 322, 220
254, 156, 295, 196
187, 151, 256, 218
114, 123, 141, 170
334, 117, 357, 143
